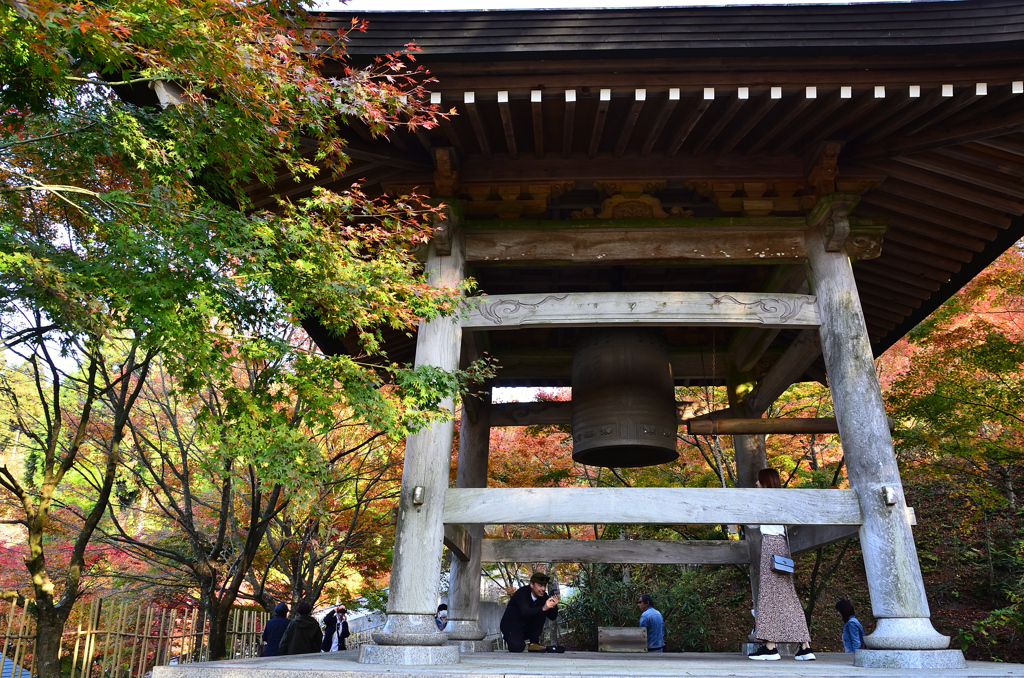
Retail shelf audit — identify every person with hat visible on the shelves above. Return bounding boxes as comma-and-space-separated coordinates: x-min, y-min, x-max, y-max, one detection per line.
499, 572, 560, 652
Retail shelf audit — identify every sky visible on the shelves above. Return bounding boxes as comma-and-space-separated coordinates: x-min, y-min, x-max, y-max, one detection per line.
323, 0, 914, 10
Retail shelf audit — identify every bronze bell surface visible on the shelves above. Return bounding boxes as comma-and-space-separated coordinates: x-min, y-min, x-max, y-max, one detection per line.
571, 328, 679, 468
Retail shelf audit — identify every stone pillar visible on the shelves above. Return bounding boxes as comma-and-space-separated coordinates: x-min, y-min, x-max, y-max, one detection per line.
805, 217, 963, 668
445, 390, 494, 653
359, 236, 464, 666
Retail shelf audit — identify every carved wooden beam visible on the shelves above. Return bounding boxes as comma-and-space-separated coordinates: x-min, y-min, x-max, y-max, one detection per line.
443, 488, 863, 526
461, 291, 819, 331
443, 523, 473, 562
480, 538, 750, 565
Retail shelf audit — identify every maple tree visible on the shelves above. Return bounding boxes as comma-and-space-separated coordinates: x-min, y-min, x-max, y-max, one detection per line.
0, 0, 476, 671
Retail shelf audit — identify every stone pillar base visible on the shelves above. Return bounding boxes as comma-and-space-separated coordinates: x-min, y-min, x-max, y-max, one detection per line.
855, 649, 966, 669
371, 613, 447, 646
446, 639, 495, 653
865, 618, 950, 650
444, 619, 486, 641
358, 644, 461, 665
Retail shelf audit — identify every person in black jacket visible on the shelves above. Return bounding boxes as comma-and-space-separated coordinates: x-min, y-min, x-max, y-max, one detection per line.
320, 606, 350, 652
262, 603, 289, 657
499, 572, 559, 652
279, 601, 323, 655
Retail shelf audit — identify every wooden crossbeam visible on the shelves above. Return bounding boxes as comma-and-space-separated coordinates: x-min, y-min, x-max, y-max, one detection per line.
687, 416, 895, 435
497, 91, 517, 159
443, 488, 863, 526
465, 219, 812, 264
615, 89, 647, 157
488, 400, 728, 427
486, 350, 736, 382
461, 291, 819, 331
747, 330, 820, 415
589, 89, 611, 159
787, 525, 860, 556
480, 539, 751, 565
640, 89, 680, 157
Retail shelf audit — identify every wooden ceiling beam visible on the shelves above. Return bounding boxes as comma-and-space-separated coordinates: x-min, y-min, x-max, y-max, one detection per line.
859, 297, 910, 324
873, 179, 1012, 228
859, 88, 947, 144
640, 89, 680, 157
883, 228, 973, 263
855, 263, 941, 293
772, 89, 844, 152
746, 91, 816, 155
497, 91, 518, 159
615, 89, 647, 157
843, 88, 919, 143
720, 89, 780, 154
941, 85, 1021, 131
562, 89, 576, 159
855, 204, 987, 252
860, 253, 952, 282
430, 92, 466, 156
693, 89, 747, 156
897, 87, 981, 138
588, 88, 612, 159
974, 134, 1024, 158
853, 106, 1024, 160
464, 92, 492, 158
897, 154, 1024, 197
867, 163, 1024, 215
858, 192, 1000, 239
855, 274, 932, 303
531, 90, 544, 159
667, 92, 713, 156
859, 287, 918, 316
934, 145, 1024, 180
879, 239, 963, 273
805, 90, 881, 146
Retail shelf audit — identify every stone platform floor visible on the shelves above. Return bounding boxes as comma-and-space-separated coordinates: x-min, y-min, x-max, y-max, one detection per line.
154, 649, 1024, 678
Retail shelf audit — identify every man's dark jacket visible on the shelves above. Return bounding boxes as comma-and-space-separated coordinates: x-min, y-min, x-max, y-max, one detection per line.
279, 614, 324, 655
321, 610, 351, 652
500, 585, 558, 638
262, 604, 289, 657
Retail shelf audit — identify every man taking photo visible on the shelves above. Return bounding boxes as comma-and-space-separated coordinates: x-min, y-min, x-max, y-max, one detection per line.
500, 572, 559, 652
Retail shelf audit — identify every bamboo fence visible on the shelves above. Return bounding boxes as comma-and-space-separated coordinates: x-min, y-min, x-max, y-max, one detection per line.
0, 599, 269, 678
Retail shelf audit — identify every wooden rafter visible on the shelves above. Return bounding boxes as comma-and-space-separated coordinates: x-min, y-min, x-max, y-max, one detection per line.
562, 89, 576, 159
464, 92, 491, 158
531, 90, 544, 159
896, 153, 1024, 198
589, 88, 611, 159
615, 89, 647, 157
667, 92, 713, 156
720, 90, 779, 154
745, 91, 816, 155
497, 91, 517, 159
772, 88, 844, 152
869, 163, 1024, 215
854, 106, 1024, 160
692, 90, 747, 156
640, 89, 680, 156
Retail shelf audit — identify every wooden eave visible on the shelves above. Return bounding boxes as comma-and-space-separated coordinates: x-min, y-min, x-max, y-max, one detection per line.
279, 1, 1024, 386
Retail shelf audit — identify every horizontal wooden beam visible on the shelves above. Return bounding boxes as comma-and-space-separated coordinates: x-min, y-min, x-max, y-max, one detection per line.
443, 523, 473, 562
487, 349, 738, 382
787, 524, 860, 556
443, 488, 863, 526
462, 291, 819, 330
480, 538, 750, 565
687, 416, 895, 435
488, 400, 732, 427
467, 222, 807, 264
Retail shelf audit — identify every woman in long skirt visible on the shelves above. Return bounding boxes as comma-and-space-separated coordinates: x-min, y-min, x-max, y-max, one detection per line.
748, 468, 816, 661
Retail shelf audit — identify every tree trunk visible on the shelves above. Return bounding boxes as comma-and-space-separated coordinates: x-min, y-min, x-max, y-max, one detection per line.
34, 602, 69, 678
207, 601, 232, 661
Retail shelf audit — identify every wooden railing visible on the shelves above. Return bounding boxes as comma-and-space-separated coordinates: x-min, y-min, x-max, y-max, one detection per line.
0, 599, 268, 678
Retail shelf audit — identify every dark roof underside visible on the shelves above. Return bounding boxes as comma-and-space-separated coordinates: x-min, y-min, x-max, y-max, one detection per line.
332, 0, 1024, 60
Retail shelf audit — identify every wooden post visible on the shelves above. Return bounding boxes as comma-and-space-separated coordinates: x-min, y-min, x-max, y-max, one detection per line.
444, 390, 492, 650
362, 228, 465, 665
805, 215, 950, 651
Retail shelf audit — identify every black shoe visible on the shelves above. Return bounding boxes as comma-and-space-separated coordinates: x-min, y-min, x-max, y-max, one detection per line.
795, 647, 816, 661
748, 645, 781, 661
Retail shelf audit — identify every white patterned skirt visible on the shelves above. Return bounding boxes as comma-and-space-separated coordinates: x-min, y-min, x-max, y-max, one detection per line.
754, 534, 811, 643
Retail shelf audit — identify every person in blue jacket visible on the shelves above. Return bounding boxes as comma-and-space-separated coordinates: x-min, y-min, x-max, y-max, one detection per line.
638, 594, 665, 652
836, 599, 866, 652
262, 603, 289, 657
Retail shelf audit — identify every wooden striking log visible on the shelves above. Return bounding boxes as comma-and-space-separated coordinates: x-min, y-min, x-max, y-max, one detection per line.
443, 488, 863, 526
687, 416, 896, 435
462, 291, 819, 330
480, 538, 750, 565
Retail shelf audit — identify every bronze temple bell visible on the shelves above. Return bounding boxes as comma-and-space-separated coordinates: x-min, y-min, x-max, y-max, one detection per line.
571, 328, 679, 467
